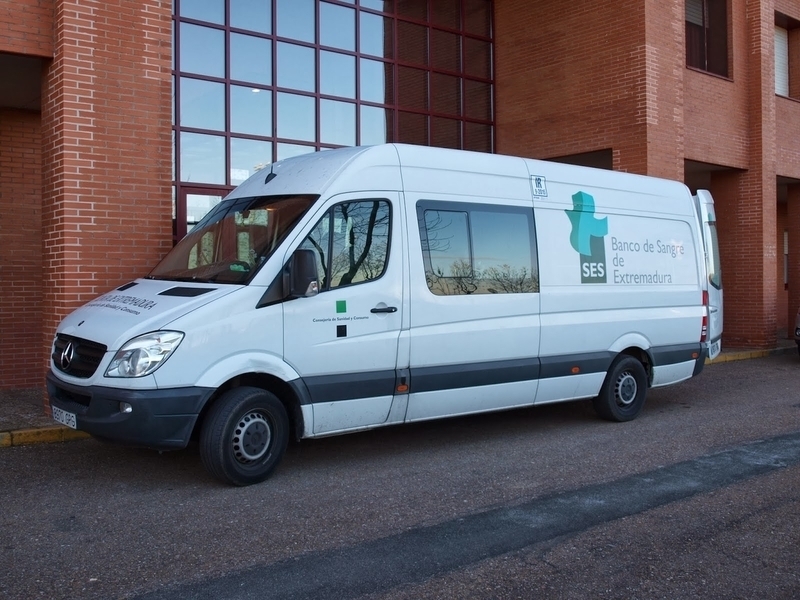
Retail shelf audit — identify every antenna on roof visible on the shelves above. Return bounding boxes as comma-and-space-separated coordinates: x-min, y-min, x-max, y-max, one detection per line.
265, 165, 277, 185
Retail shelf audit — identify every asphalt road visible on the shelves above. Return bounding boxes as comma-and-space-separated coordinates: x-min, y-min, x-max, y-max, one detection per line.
2, 354, 799, 599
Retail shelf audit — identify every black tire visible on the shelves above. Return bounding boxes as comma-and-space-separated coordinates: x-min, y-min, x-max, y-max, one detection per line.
200, 387, 289, 486
593, 356, 648, 422
797, 344, 800, 357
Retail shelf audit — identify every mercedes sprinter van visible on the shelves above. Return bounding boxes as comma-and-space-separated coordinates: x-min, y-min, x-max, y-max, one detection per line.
48, 144, 723, 485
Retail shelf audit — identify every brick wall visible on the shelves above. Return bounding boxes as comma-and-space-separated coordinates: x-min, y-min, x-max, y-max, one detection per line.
0, 0, 53, 57
774, 1, 800, 178
40, 0, 173, 389
495, 0, 649, 174
701, 1, 778, 348
776, 97, 800, 178
684, 0, 750, 169
495, 0, 795, 348
0, 110, 43, 389
641, 0, 686, 180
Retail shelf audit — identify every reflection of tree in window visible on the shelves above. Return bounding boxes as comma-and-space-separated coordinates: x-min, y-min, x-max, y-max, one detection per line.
483, 265, 538, 293
331, 202, 389, 286
426, 258, 478, 295
423, 210, 471, 272
421, 204, 539, 296
301, 200, 390, 291
426, 261, 537, 295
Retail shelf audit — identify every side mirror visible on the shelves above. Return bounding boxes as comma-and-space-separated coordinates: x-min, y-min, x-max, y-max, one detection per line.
286, 248, 319, 298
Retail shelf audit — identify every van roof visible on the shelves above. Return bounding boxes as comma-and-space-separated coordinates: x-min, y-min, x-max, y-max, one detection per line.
226, 144, 691, 204
227, 144, 401, 200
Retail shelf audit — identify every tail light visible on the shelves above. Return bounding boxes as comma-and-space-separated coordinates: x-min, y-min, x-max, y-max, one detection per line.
700, 291, 709, 342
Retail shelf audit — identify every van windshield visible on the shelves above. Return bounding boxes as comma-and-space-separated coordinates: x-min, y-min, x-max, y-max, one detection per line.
147, 194, 317, 284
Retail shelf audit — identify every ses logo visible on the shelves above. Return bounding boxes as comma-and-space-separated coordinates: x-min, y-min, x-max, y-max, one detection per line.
565, 191, 608, 283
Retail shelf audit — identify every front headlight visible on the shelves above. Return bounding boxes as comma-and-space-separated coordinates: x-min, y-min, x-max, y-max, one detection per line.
105, 331, 184, 378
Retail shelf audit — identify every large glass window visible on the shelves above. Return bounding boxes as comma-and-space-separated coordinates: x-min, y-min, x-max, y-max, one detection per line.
277, 92, 316, 141
320, 3, 356, 51
180, 24, 224, 77
180, 78, 225, 130
230, 86, 272, 136
230, 0, 271, 33
230, 138, 272, 185
320, 51, 356, 98
277, 0, 315, 42
230, 33, 272, 85
173, 0, 493, 241
179, 0, 224, 25
180, 132, 225, 184
418, 201, 539, 296
321, 99, 356, 146
685, 0, 728, 77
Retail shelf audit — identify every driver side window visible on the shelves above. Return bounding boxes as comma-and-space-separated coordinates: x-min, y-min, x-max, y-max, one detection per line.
299, 200, 391, 292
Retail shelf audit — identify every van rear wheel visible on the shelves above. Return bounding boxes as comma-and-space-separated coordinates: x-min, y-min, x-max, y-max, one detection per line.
593, 356, 647, 422
200, 387, 289, 486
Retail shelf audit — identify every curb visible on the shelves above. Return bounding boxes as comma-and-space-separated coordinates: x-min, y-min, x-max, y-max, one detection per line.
705, 345, 796, 365
0, 426, 90, 448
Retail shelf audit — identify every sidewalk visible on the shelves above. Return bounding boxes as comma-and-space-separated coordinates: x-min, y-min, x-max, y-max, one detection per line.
0, 387, 90, 447
2, 340, 797, 449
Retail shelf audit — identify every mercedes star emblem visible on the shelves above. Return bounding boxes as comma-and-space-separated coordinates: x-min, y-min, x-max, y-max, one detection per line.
60, 341, 75, 370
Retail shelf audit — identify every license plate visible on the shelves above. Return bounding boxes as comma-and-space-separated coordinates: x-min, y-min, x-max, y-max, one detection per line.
52, 406, 77, 429
708, 340, 721, 360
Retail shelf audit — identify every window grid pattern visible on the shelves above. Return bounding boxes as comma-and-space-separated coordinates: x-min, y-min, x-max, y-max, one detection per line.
172, 0, 494, 230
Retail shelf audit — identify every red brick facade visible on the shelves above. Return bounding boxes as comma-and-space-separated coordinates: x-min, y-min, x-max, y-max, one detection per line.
1, 0, 172, 390
0, 110, 43, 388
1, 0, 799, 390
0, 0, 53, 57
496, 0, 800, 348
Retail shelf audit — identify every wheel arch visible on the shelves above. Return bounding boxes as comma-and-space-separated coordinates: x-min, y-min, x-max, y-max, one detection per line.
615, 346, 653, 385
192, 372, 306, 443
608, 334, 654, 386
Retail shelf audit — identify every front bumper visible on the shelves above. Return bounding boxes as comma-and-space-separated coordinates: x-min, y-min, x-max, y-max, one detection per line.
46, 370, 215, 450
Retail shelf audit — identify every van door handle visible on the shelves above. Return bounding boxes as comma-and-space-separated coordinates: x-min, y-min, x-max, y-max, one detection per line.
710, 307, 719, 313
370, 306, 398, 314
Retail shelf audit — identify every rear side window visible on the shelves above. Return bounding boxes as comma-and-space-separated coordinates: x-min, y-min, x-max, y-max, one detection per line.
418, 201, 539, 296
299, 200, 391, 291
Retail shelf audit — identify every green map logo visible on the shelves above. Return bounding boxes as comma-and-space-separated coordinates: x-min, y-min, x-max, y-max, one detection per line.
565, 191, 608, 283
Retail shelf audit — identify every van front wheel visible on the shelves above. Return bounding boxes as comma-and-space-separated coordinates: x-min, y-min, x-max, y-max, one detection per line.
200, 387, 289, 486
593, 356, 647, 422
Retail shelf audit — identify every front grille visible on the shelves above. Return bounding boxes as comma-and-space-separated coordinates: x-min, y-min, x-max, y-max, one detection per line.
52, 334, 107, 378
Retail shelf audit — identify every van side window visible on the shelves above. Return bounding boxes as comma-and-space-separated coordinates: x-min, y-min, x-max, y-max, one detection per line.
299, 200, 391, 291
418, 201, 539, 296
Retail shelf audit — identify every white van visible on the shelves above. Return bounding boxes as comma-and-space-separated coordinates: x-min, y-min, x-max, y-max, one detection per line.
47, 144, 723, 485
